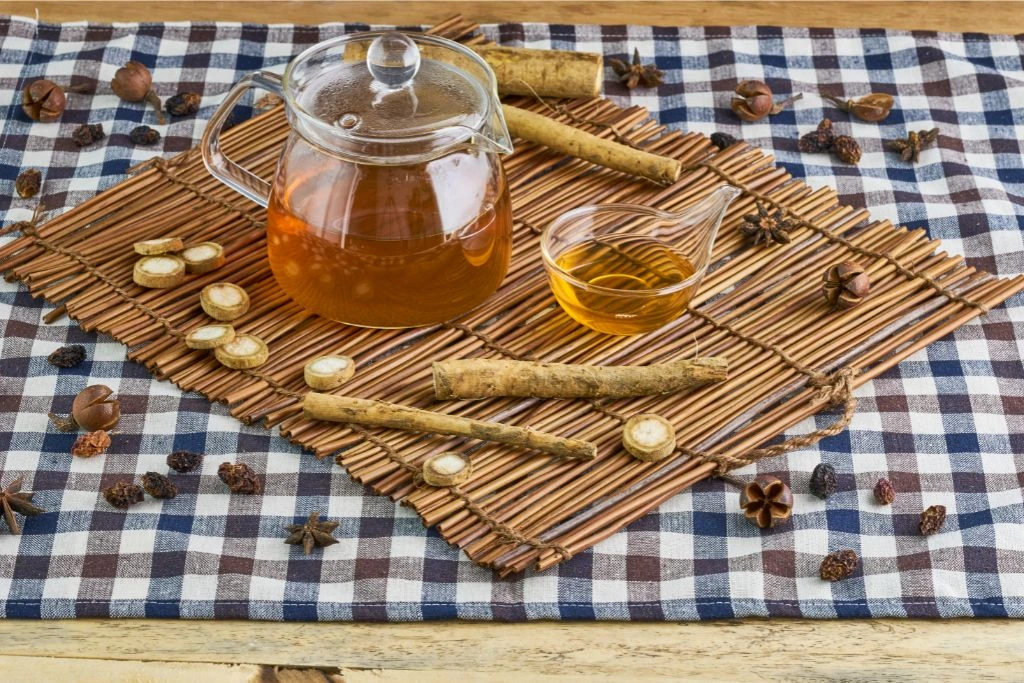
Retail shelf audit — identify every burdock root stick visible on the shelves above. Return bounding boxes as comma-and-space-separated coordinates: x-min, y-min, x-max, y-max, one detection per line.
472, 45, 602, 99
303, 393, 597, 461
433, 357, 728, 400
502, 104, 682, 185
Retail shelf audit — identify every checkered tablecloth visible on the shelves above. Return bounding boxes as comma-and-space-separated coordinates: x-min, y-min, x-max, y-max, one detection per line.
1, 15, 1022, 620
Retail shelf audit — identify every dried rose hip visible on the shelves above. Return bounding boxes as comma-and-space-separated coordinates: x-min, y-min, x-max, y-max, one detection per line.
140, 472, 177, 499
167, 450, 203, 473
103, 481, 144, 509
218, 462, 261, 494
48, 344, 86, 368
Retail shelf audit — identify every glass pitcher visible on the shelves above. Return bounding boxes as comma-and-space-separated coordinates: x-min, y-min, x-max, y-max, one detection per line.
201, 32, 514, 328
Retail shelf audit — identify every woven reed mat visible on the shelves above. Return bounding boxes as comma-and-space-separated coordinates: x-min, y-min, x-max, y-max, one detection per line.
2, 17, 1023, 575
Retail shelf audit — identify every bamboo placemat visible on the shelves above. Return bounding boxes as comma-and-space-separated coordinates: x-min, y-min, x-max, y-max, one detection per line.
2, 16, 1022, 575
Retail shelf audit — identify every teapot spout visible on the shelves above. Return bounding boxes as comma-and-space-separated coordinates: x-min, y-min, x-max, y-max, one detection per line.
663, 184, 741, 268
691, 184, 742, 226
473, 98, 514, 155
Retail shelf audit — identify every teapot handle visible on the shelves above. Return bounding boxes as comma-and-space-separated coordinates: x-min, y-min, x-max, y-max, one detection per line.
200, 71, 283, 208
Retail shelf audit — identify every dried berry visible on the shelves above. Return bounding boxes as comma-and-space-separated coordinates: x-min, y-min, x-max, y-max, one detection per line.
71, 430, 111, 457
731, 80, 802, 122
111, 61, 165, 124
809, 462, 837, 499
822, 261, 871, 309
48, 411, 79, 432
284, 511, 340, 555
15, 169, 42, 199
129, 125, 160, 146
103, 481, 144, 509
166, 92, 201, 117
709, 132, 738, 150
919, 505, 947, 535
886, 128, 939, 163
140, 471, 177, 499
739, 201, 795, 246
167, 450, 203, 473
21, 79, 67, 122
607, 49, 664, 90
48, 344, 86, 368
71, 384, 120, 431
71, 123, 105, 147
798, 118, 835, 153
823, 92, 894, 122
0, 476, 45, 535
820, 549, 859, 581
218, 462, 262, 494
832, 135, 862, 164
740, 475, 793, 529
874, 478, 895, 505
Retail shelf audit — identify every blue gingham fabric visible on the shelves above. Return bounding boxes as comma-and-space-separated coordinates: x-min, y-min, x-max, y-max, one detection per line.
1, 15, 1023, 620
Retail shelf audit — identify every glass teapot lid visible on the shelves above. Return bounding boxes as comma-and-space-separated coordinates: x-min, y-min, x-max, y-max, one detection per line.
282, 31, 512, 163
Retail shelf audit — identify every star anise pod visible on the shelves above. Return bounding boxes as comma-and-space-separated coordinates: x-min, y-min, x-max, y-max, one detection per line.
284, 511, 340, 555
885, 128, 939, 163
608, 48, 664, 90
0, 476, 45, 535
738, 201, 794, 246
740, 475, 793, 529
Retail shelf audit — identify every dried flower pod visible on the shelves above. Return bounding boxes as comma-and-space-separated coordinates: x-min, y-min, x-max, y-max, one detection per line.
48, 344, 86, 368
200, 283, 250, 321
111, 61, 166, 124
218, 462, 262, 494
886, 128, 939, 163
422, 452, 473, 487
731, 80, 802, 122
874, 478, 895, 505
832, 135, 862, 164
709, 132, 738, 150
71, 123, 105, 147
103, 481, 144, 509
72, 384, 121, 431
285, 511, 340, 555
740, 475, 793, 529
71, 430, 111, 457
48, 412, 79, 432
820, 549, 859, 581
166, 92, 201, 117
739, 201, 795, 247
919, 504, 947, 535
134, 255, 186, 288
798, 118, 835, 153
21, 79, 67, 122
167, 450, 203, 473
822, 261, 871, 309
823, 92, 894, 122
140, 471, 177, 499
809, 462, 838, 499
0, 476, 46, 535
133, 237, 184, 255
128, 125, 161, 146
181, 242, 225, 274
303, 355, 356, 390
607, 48, 664, 89
622, 413, 676, 462
185, 324, 236, 350
15, 169, 42, 198
214, 334, 269, 370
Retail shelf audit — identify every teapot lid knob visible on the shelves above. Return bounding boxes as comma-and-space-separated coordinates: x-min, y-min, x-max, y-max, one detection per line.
367, 31, 421, 89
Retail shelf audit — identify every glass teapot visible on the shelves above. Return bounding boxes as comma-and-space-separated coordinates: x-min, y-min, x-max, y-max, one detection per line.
201, 32, 513, 328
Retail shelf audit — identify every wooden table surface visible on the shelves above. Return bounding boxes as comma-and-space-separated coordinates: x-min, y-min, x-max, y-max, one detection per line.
1, 2, 1022, 681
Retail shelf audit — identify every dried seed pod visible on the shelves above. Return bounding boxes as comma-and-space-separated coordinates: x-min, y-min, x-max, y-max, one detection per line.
71, 123, 105, 147
709, 132, 738, 150
740, 475, 793, 529
71, 430, 111, 457
48, 411, 79, 432
820, 549, 859, 581
303, 355, 355, 390
622, 413, 676, 462
140, 471, 177, 499
133, 255, 186, 288
71, 384, 121, 431
133, 237, 184, 255
822, 261, 871, 309
217, 462, 262, 494
832, 135, 862, 164
873, 478, 895, 505
214, 334, 269, 370
809, 462, 837, 499
823, 92, 894, 122
21, 79, 66, 122
167, 450, 203, 473
181, 242, 225, 274
200, 283, 250, 321
731, 83, 774, 122
48, 344, 86, 368
111, 61, 166, 124
422, 452, 472, 487
919, 504, 947, 535
15, 169, 42, 198
103, 481, 144, 509
184, 324, 236, 350
128, 125, 161, 146
166, 92, 201, 117
798, 118, 835, 153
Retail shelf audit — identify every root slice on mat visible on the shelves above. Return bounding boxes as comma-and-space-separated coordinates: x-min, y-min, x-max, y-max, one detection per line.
181, 241, 225, 273
133, 237, 183, 255
304, 355, 355, 390
185, 324, 236, 350
433, 357, 728, 400
214, 333, 268, 369
422, 452, 472, 487
622, 414, 676, 462
201, 283, 250, 321
133, 255, 185, 288
502, 104, 682, 185
303, 393, 597, 461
